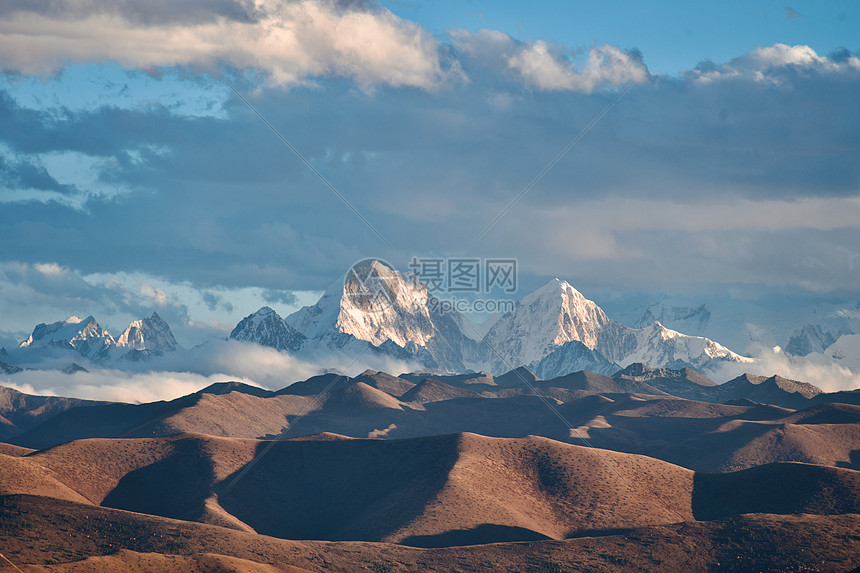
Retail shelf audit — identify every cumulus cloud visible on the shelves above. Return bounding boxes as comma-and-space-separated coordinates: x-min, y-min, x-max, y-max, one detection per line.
508, 42, 648, 92
451, 29, 648, 92
0, 0, 447, 89
690, 43, 860, 83
169, 339, 421, 384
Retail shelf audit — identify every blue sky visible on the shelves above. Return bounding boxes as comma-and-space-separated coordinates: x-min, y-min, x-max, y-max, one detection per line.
385, 0, 856, 74
0, 0, 858, 348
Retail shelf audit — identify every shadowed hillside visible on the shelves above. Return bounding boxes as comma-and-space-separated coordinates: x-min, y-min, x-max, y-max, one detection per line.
1, 494, 857, 572
7, 367, 860, 474
3, 432, 859, 550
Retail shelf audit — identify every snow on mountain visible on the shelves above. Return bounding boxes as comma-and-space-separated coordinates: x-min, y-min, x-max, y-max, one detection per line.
604, 294, 860, 358
288, 260, 432, 347
452, 312, 501, 343
479, 278, 751, 377
820, 334, 860, 371
229, 306, 305, 352
786, 305, 860, 356
116, 312, 178, 354
18, 315, 116, 361
283, 260, 476, 371
482, 278, 621, 370
620, 322, 753, 372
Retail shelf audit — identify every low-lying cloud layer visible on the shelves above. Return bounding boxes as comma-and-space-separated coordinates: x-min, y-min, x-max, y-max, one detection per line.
712, 344, 860, 394
3, 336, 858, 404
1, 338, 422, 402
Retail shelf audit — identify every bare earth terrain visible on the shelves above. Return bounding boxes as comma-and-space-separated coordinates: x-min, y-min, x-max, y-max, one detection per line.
1, 365, 859, 571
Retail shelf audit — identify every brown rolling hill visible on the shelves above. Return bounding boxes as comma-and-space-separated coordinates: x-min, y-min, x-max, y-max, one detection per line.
539, 370, 670, 395
217, 432, 696, 545
7, 381, 860, 474
10, 389, 320, 449
0, 385, 109, 441
4, 432, 860, 548
0, 442, 33, 456
400, 378, 483, 403
0, 453, 90, 504
708, 373, 823, 408
1, 366, 859, 572
19, 549, 313, 573
352, 369, 416, 396
613, 362, 718, 401
1, 494, 857, 572
400, 370, 499, 391
5, 367, 860, 474
565, 395, 860, 472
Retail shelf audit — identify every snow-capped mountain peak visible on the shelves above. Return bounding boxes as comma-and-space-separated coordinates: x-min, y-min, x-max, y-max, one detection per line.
230, 306, 305, 352
232, 262, 755, 378
283, 259, 476, 371
116, 312, 178, 353
337, 260, 434, 347
622, 321, 753, 370
287, 260, 436, 348
19, 315, 116, 360
482, 277, 613, 370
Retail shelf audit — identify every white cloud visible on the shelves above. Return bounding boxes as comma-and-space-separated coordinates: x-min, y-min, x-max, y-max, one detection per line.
711, 344, 860, 393
1, 338, 423, 402
507, 42, 648, 92
748, 44, 827, 68
1, 369, 238, 403
449, 29, 648, 92
691, 43, 860, 83
0, 0, 447, 89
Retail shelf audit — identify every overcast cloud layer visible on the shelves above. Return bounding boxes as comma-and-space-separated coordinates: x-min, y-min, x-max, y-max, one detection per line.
1, 0, 859, 394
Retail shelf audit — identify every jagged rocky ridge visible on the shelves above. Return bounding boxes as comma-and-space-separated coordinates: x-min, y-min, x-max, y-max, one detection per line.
229, 306, 305, 352
11, 312, 179, 366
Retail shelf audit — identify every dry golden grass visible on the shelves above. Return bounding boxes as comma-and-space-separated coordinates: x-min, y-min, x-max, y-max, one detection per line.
0, 454, 89, 504
19, 549, 313, 572
0, 443, 34, 456
6, 430, 858, 552
1, 494, 858, 572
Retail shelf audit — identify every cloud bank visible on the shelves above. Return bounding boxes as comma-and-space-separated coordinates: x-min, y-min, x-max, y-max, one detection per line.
1, 338, 422, 403
0, 0, 448, 89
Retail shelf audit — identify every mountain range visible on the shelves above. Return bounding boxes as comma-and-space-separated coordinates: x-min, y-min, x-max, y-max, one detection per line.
228, 260, 753, 379
10, 312, 177, 366
5, 363, 857, 460
610, 296, 860, 364
5, 260, 860, 387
